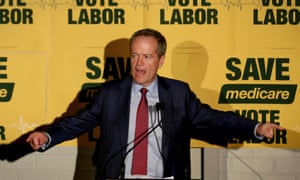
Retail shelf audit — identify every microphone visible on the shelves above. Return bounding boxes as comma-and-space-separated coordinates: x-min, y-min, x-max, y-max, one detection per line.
154, 102, 165, 133
155, 102, 165, 112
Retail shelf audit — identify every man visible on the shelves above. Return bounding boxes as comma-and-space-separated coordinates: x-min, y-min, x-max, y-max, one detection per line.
27, 28, 284, 180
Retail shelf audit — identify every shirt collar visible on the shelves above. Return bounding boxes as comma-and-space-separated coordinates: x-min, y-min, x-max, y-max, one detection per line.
132, 76, 158, 97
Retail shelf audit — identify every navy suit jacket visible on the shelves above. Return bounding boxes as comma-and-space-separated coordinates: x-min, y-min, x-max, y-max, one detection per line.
45, 76, 258, 180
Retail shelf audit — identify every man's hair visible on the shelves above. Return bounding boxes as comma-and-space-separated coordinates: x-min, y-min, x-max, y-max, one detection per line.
130, 28, 167, 58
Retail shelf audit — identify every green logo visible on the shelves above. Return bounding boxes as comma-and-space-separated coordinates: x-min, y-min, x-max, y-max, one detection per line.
219, 84, 297, 104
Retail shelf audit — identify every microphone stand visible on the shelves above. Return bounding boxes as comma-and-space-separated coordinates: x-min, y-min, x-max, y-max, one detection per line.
100, 122, 156, 179
119, 103, 165, 179
119, 119, 162, 179
103, 102, 191, 180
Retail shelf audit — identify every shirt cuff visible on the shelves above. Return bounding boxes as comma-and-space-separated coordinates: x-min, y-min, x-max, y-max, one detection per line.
40, 131, 52, 151
254, 123, 264, 140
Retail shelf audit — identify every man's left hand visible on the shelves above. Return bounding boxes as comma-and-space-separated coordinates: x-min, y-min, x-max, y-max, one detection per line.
256, 123, 285, 139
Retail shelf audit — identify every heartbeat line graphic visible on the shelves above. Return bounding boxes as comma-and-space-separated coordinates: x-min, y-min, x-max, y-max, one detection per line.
25, 0, 262, 10
290, 125, 300, 132
119, 0, 169, 10
8, 115, 38, 133
213, 0, 262, 10
26, 0, 76, 9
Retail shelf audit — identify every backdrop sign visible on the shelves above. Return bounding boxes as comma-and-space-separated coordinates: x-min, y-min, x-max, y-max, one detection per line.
0, 0, 299, 148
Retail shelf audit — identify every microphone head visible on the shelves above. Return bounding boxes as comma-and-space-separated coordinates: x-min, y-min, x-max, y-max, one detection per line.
156, 102, 165, 111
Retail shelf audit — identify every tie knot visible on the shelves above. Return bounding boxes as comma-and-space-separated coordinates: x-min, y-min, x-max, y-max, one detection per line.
140, 88, 147, 95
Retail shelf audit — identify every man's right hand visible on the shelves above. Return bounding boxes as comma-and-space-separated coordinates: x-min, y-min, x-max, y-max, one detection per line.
26, 132, 49, 150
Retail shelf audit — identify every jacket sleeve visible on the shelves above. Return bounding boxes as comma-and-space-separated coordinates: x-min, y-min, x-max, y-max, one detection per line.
185, 84, 259, 147
44, 88, 104, 148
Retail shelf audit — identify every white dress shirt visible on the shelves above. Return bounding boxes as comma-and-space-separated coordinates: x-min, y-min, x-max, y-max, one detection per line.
124, 77, 164, 178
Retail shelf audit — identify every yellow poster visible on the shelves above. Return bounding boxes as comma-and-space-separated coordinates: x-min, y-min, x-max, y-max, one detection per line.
0, 0, 299, 148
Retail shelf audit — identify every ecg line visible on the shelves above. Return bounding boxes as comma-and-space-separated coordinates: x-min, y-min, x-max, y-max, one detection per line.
25, 0, 263, 10
213, 0, 262, 10
290, 125, 300, 132
7, 115, 38, 133
119, 0, 169, 10
26, 0, 76, 9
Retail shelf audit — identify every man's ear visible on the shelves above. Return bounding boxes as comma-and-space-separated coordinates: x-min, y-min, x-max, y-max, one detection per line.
158, 55, 165, 68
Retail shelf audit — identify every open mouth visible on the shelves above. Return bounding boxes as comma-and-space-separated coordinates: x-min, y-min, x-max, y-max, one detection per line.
136, 68, 146, 76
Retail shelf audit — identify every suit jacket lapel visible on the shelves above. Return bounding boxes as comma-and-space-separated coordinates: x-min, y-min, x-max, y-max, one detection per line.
116, 77, 132, 155
157, 77, 173, 164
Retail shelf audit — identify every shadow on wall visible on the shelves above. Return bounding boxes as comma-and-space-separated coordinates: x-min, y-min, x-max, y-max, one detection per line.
0, 38, 131, 180
73, 38, 131, 180
171, 41, 300, 180
171, 41, 232, 180
171, 41, 236, 146
171, 41, 236, 110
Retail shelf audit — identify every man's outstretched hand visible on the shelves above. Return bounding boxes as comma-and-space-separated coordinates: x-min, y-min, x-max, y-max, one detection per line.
256, 123, 285, 139
26, 132, 49, 150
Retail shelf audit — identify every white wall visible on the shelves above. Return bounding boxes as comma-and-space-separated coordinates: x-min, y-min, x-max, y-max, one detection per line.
203, 148, 300, 180
0, 146, 300, 180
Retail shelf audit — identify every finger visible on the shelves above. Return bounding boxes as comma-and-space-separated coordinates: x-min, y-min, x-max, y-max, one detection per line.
275, 125, 285, 131
26, 134, 33, 143
26, 136, 36, 148
32, 137, 39, 146
27, 134, 42, 150
267, 128, 274, 138
31, 139, 42, 150
270, 123, 285, 130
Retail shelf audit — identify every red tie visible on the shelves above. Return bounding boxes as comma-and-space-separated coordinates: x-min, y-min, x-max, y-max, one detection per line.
132, 88, 148, 175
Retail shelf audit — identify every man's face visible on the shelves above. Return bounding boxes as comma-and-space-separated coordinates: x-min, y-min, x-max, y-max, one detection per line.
130, 36, 165, 87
